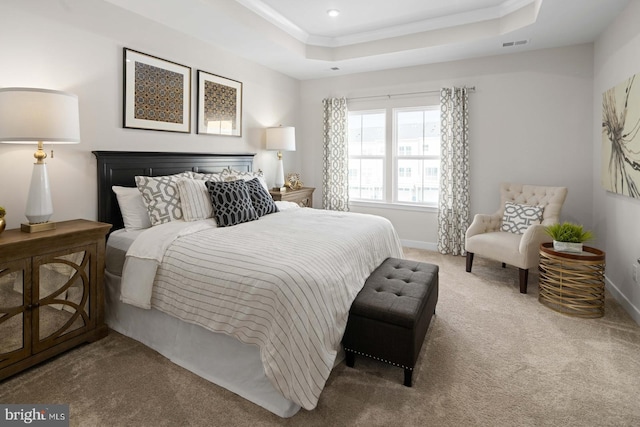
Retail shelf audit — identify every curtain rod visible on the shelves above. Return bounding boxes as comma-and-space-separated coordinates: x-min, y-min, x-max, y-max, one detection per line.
347, 86, 476, 101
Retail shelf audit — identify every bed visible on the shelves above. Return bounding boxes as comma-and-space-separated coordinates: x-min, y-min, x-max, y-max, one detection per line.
93, 151, 403, 417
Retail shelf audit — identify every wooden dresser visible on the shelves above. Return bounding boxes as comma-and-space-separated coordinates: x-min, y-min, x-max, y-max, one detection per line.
269, 187, 315, 208
0, 219, 111, 380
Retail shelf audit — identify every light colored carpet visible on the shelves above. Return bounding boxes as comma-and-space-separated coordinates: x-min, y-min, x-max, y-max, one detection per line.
2, 248, 639, 426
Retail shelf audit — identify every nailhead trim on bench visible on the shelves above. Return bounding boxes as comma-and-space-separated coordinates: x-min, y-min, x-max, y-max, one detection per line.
343, 347, 413, 371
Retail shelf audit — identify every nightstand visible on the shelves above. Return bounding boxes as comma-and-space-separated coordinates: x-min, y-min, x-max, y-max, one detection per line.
270, 187, 315, 208
0, 219, 111, 380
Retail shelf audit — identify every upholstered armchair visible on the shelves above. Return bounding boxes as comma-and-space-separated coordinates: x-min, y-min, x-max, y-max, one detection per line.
465, 183, 568, 294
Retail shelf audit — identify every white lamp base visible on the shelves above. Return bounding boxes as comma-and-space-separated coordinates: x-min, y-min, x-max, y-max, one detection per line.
274, 153, 285, 189
23, 162, 55, 233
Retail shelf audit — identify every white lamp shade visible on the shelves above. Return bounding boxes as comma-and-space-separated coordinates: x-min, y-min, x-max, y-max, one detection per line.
266, 126, 296, 151
0, 88, 80, 226
0, 87, 80, 144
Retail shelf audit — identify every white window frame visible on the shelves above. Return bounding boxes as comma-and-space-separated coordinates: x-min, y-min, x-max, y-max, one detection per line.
392, 105, 440, 207
347, 109, 386, 202
347, 96, 440, 212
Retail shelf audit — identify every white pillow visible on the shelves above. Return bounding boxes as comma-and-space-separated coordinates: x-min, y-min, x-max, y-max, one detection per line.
500, 201, 544, 234
177, 178, 214, 221
274, 201, 301, 211
112, 186, 151, 231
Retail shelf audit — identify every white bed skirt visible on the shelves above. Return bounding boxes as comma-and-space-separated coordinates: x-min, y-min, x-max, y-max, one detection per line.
104, 270, 301, 418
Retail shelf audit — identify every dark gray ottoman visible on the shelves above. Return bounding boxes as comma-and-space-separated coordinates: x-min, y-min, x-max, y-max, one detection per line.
342, 258, 439, 386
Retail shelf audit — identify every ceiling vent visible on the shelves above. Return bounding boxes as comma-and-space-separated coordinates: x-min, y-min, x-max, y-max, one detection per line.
503, 39, 529, 47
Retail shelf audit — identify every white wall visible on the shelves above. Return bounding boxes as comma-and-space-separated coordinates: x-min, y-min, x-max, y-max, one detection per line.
0, 0, 299, 230
299, 45, 594, 247
593, 0, 640, 324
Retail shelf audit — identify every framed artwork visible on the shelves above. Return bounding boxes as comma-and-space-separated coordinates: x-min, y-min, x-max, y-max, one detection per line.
197, 70, 242, 136
602, 73, 640, 198
123, 48, 191, 133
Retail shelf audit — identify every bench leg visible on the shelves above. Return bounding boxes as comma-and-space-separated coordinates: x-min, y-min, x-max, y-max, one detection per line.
346, 351, 355, 368
404, 369, 412, 387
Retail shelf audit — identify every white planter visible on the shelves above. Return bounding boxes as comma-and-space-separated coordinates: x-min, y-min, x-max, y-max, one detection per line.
553, 240, 583, 253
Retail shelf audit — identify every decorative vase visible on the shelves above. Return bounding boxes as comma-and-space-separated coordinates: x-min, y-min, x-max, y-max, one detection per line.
0, 217, 5, 234
553, 240, 583, 253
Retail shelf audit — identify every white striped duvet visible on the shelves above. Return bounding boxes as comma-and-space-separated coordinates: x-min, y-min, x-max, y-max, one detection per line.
142, 208, 403, 410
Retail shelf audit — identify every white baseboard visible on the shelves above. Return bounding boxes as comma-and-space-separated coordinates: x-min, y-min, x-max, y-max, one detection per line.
605, 275, 640, 326
400, 240, 438, 252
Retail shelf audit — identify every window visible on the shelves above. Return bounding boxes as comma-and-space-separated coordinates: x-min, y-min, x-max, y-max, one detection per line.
348, 104, 440, 207
395, 107, 440, 205
399, 146, 412, 155
398, 167, 412, 177
348, 111, 385, 201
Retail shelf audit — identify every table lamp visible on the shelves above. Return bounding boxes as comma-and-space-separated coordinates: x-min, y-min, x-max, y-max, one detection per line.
0, 88, 80, 232
266, 126, 295, 190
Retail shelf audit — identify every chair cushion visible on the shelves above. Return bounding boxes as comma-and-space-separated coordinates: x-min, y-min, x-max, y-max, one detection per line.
466, 231, 524, 267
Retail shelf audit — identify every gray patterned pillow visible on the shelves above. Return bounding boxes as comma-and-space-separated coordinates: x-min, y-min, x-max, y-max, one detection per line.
135, 172, 191, 225
205, 180, 258, 227
191, 171, 225, 182
222, 168, 269, 192
246, 177, 278, 217
501, 201, 544, 234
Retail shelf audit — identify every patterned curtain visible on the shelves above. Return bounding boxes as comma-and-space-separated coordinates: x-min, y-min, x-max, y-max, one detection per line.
322, 98, 349, 211
438, 87, 470, 255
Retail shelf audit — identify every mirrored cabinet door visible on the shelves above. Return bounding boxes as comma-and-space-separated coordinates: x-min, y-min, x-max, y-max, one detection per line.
0, 259, 31, 369
0, 219, 110, 382
33, 245, 95, 353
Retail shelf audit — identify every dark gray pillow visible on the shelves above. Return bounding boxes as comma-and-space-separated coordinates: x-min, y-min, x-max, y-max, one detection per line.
246, 177, 279, 217
205, 180, 258, 227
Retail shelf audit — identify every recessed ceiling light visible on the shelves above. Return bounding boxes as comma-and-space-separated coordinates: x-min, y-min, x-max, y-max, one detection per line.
327, 9, 340, 17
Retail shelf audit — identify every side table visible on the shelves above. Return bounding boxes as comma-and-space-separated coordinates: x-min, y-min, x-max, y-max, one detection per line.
538, 242, 606, 318
270, 187, 315, 208
0, 219, 111, 380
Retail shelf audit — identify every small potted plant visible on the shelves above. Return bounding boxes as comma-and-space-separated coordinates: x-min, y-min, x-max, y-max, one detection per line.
0, 206, 5, 234
545, 222, 594, 253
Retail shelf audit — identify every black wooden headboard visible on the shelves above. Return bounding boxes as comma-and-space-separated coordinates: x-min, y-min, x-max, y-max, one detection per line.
93, 151, 256, 231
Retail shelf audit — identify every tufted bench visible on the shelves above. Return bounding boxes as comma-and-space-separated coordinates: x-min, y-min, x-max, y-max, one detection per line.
342, 258, 439, 387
